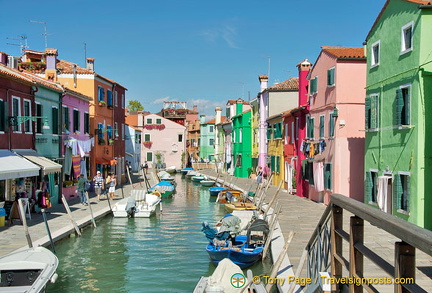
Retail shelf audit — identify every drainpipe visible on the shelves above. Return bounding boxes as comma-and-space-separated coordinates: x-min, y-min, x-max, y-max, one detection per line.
58, 91, 65, 204
31, 85, 38, 151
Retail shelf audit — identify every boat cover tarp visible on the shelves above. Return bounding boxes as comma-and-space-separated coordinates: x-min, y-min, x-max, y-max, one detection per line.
206, 258, 245, 293
218, 214, 242, 236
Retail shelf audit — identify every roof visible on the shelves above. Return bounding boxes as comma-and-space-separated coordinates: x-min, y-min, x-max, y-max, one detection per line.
266, 77, 299, 91
321, 46, 365, 59
20, 71, 63, 93
0, 63, 34, 86
226, 99, 249, 105
366, 0, 432, 41
202, 116, 228, 125
64, 87, 93, 102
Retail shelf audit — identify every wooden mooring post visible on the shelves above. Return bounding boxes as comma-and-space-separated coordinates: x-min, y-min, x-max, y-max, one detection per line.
61, 195, 82, 237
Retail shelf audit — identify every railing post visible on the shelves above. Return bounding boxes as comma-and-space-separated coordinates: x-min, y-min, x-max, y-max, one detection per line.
331, 204, 343, 292
349, 216, 364, 293
394, 241, 415, 293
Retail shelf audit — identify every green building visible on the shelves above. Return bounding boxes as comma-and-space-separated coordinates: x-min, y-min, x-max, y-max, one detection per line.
200, 117, 216, 162
232, 107, 252, 178
364, 0, 432, 229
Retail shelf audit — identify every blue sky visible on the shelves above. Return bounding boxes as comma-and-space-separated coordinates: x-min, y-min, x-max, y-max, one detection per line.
1, 0, 386, 118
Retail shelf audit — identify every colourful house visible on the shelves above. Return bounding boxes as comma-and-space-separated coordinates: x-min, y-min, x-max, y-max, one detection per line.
305, 47, 366, 204
200, 117, 216, 162
232, 108, 252, 178
266, 113, 285, 186
364, 0, 432, 229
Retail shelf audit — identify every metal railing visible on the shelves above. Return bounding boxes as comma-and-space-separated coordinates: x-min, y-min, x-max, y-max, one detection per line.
294, 193, 432, 293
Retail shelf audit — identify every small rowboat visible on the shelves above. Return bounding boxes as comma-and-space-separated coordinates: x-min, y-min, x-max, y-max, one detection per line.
216, 189, 243, 203
200, 180, 215, 187
224, 202, 258, 213
149, 181, 175, 198
191, 175, 206, 182
181, 167, 194, 175
209, 186, 227, 196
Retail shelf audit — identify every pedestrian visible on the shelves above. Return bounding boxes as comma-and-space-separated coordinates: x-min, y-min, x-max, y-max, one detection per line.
93, 170, 104, 201
106, 173, 117, 200
256, 166, 263, 184
76, 174, 88, 205
143, 161, 149, 174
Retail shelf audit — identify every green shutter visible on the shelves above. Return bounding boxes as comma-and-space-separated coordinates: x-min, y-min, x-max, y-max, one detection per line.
320, 116, 325, 138
310, 117, 314, 138
329, 114, 335, 137
324, 163, 332, 190
394, 174, 402, 209
404, 88, 410, 125
0, 100, 4, 131
370, 96, 378, 129
271, 156, 275, 172
327, 68, 334, 86
365, 97, 371, 129
267, 127, 272, 140
365, 171, 372, 202
302, 159, 308, 179
52, 107, 58, 134
276, 156, 280, 173
145, 134, 150, 141
395, 89, 403, 125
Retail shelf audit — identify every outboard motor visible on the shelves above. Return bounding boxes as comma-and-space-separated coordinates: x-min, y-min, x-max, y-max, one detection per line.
225, 191, 233, 203
247, 219, 269, 245
125, 198, 136, 218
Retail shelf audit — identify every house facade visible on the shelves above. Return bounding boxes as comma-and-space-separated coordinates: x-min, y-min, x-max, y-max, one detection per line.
364, 0, 432, 229
200, 117, 216, 162
267, 113, 284, 186
305, 47, 366, 204
232, 109, 252, 178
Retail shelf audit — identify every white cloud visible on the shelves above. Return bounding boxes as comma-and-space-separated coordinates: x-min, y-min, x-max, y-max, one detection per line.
151, 96, 173, 105
200, 24, 239, 49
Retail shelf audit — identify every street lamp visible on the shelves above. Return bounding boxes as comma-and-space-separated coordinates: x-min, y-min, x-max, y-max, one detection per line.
8, 116, 50, 130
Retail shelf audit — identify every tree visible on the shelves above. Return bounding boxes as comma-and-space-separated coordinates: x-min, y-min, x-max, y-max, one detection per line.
127, 100, 144, 112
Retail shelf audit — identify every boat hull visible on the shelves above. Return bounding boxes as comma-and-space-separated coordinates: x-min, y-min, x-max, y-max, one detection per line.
224, 202, 258, 213
209, 187, 226, 196
205, 235, 263, 269
200, 180, 215, 187
191, 176, 205, 182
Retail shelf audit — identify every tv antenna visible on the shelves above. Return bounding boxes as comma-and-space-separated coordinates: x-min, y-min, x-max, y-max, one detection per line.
7, 35, 28, 54
30, 20, 48, 48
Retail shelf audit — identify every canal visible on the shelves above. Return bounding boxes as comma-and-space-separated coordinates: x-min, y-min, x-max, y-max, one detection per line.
47, 174, 272, 292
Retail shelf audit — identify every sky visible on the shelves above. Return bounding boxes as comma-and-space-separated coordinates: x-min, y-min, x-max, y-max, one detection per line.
0, 0, 386, 119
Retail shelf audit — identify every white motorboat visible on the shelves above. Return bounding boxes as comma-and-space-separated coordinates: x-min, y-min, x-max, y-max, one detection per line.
165, 166, 176, 174
185, 170, 197, 179
112, 190, 161, 218
0, 246, 59, 292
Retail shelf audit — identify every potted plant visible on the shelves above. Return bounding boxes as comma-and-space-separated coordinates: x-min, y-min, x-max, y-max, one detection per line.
143, 141, 152, 148
109, 139, 115, 145
98, 100, 106, 107
63, 181, 73, 187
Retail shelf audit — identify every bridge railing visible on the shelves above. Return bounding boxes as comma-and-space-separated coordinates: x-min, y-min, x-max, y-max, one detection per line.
292, 193, 432, 293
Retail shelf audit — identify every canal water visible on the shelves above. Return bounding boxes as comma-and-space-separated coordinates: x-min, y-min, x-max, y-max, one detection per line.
47, 174, 272, 292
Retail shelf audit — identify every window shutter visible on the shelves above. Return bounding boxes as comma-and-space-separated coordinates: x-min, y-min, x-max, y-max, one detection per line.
404, 88, 410, 125
320, 116, 325, 138
327, 68, 334, 86
271, 156, 275, 172
365, 97, 371, 129
52, 108, 59, 134
329, 114, 335, 137
324, 164, 332, 190
365, 171, 372, 202
395, 89, 403, 125
370, 96, 378, 129
302, 159, 308, 179
310, 117, 314, 139
0, 100, 4, 131
276, 156, 280, 173
107, 90, 113, 106
394, 174, 402, 209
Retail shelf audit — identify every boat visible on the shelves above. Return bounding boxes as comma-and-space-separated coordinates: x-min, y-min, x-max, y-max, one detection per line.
112, 190, 161, 218
200, 179, 215, 187
202, 217, 269, 269
193, 258, 267, 293
149, 180, 175, 198
165, 166, 176, 174
0, 246, 59, 292
185, 170, 197, 179
191, 175, 206, 182
225, 202, 258, 213
158, 170, 176, 184
181, 167, 194, 175
209, 186, 227, 196
216, 189, 244, 203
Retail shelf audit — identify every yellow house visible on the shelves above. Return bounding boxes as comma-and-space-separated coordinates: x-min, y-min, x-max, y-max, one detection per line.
266, 113, 284, 188
250, 98, 260, 172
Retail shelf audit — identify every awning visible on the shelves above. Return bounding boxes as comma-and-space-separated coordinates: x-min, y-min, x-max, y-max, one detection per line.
14, 149, 62, 175
0, 150, 40, 180
96, 158, 117, 165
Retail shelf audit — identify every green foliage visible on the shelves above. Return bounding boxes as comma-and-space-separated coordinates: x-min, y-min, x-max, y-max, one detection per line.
128, 100, 144, 112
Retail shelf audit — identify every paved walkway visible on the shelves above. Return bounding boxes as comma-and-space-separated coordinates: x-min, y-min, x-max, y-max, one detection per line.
1, 168, 430, 292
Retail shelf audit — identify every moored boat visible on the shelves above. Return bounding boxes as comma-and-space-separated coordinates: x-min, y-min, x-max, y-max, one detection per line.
191, 175, 206, 182
149, 180, 175, 198
209, 186, 227, 196
112, 190, 161, 218
185, 170, 197, 179
224, 202, 258, 213
0, 246, 59, 292
200, 179, 215, 187
216, 189, 244, 203
165, 166, 176, 174
181, 167, 194, 175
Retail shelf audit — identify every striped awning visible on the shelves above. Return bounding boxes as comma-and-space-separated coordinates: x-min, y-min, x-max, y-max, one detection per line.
0, 150, 40, 180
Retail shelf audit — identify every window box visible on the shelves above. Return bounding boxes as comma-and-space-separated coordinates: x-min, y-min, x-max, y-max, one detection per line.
143, 141, 153, 148
108, 139, 115, 145
98, 138, 106, 145
98, 101, 106, 107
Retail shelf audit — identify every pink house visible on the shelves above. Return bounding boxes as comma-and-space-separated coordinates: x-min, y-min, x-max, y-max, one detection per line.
304, 47, 366, 204
140, 113, 186, 169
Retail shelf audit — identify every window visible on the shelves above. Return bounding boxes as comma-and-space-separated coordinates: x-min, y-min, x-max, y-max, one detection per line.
209, 126, 214, 132
319, 115, 325, 139
155, 118, 161, 125
394, 172, 410, 212
365, 170, 378, 203
270, 155, 281, 174
329, 113, 335, 138
310, 76, 318, 94
84, 112, 90, 134
284, 123, 288, 144
146, 118, 152, 124
98, 86, 105, 102
306, 116, 314, 139
267, 125, 273, 140
23, 99, 31, 133
12, 96, 21, 132
235, 154, 242, 167
122, 93, 125, 109
395, 86, 410, 126
371, 41, 380, 67
63, 106, 70, 131
302, 161, 314, 185
135, 133, 141, 144
401, 21, 413, 54
97, 123, 104, 141
239, 128, 242, 143
178, 134, 183, 142
291, 122, 295, 144
209, 138, 214, 146
107, 90, 113, 107
0, 99, 5, 132
107, 125, 113, 140
295, 117, 299, 141
365, 94, 379, 130
324, 163, 332, 190
36, 103, 42, 134
146, 152, 153, 162
274, 123, 282, 139
327, 67, 335, 87
52, 107, 59, 134
144, 134, 151, 141
73, 109, 80, 132
114, 91, 118, 107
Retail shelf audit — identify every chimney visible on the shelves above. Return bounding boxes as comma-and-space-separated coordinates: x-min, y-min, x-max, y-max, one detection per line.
297, 59, 312, 106
193, 105, 198, 112
45, 48, 58, 81
200, 114, 206, 124
86, 58, 95, 71
258, 75, 268, 92
215, 107, 222, 124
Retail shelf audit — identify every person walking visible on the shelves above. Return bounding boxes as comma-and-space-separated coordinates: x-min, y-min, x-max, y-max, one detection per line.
106, 173, 117, 200
93, 170, 104, 201
143, 161, 149, 174
76, 174, 88, 205
256, 166, 263, 184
